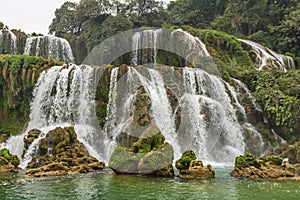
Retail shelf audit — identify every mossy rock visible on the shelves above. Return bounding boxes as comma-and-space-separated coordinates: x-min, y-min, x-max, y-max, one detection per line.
235, 152, 260, 168
0, 148, 20, 168
132, 126, 165, 153
39, 127, 75, 155
175, 150, 197, 170
109, 146, 145, 174
261, 156, 283, 166
138, 143, 174, 175
0, 148, 11, 160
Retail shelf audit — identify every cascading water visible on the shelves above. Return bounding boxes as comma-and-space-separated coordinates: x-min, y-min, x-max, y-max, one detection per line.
131, 29, 162, 66
0, 29, 17, 54
1, 64, 101, 168
239, 39, 295, 71
175, 29, 210, 57
131, 28, 210, 67
132, 68, 181, 160
180, 68, 245, 164
24, 35, 74, 63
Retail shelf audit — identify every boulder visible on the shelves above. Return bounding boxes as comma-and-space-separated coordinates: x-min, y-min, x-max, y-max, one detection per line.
231, 152, 300, 179
109, 125, 174, 177
26, 126, 105, 177
176, 150, 215, 179
179, 160, 215, 179
24, 129, 41, 150
0, 148, 20, 173
275, 142, 300, 164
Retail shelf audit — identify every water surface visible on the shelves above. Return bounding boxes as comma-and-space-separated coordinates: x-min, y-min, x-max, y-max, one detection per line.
1, 167, 300, 199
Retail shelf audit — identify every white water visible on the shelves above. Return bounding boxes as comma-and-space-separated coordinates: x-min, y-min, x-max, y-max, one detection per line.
0, 29, 17, 54
176, 29, 210, 57
132, 68, 181, 160
131, 29, 162, 66
181, 68, 245, 164
239, 39, 295, 71
1, 65, 101, 168
24, 35, 74, 63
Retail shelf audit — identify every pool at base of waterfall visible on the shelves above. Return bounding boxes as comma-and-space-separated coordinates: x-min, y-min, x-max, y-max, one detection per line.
1, 167, 299, 199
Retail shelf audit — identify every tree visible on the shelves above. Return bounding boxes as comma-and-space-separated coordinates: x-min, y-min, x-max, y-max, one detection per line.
49, 2, 79, 37
100, 15, 134, 40
0, 21, 4, 30
271, 7, 300, 56
123, 0, 167, 27
168, 0, 229, 29
211, 0, 267, 36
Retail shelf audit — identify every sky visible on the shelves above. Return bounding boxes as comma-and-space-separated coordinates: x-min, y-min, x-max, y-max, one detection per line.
0, 0, 172, 35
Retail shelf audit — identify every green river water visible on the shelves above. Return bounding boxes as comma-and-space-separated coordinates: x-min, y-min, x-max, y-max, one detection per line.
1, 167, 299, 200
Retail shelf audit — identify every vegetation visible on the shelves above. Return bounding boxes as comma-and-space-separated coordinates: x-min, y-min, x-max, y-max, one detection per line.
48, 0, 300, 64
0, 55, 62, 141
245, 71, 300, 140
175, 150, 197, 170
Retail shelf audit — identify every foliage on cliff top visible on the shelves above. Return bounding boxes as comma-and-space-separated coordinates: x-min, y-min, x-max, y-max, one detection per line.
181, 26, 255, 80
0, 54, 62, 139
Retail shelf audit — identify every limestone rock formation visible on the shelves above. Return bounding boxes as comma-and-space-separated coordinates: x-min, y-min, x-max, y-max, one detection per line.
0, 148, 20, 172
275, 142, 300, 164
231, 152, 300, 179
26, 126, 105, 177
176, 150, 215, 179
109, 125, 174, 177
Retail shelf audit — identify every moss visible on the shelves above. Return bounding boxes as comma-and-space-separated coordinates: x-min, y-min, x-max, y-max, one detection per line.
65, 126, 77, 143
11, 156, 20, 167
109, 146, 145, 173
0, 54, 62, 138
235, 152, 260, 168
181, 26, 255, 81
132, 126, 165, 153
175, 150, 197, 170
261, 156, 282, 166
0, 148, 11, 160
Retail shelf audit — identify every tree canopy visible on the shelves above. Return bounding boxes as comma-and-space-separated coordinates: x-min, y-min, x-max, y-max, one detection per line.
48, 0, 300, 63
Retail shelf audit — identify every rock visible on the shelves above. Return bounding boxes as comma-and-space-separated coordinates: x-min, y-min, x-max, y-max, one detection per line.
25, 126, 105, 177
132, 125, 165, 153
175, 150, 196, 170
109, 125, 174, 177
176, 150, 215, 179
0, 148, 20, 173
231, 152, 300, 179
179, 160, 215, 179
138, 143, 174, 177
24, 129, 41, 150
275, 142, 300, 164
133, 86, 151, 127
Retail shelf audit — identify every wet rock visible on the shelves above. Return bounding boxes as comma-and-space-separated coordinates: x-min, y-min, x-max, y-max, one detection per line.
231, 152, 300, 179
275, 142, 300, 164
26, 126, 105, 177
109, 125, 174, 177
176, 150, 215, 179
0, 148, 20, 173
24, 129, 41, 150
179, 160, 215, 179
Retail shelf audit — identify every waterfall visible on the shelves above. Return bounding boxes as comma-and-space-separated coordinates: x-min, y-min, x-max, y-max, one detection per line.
131, 28, 210, 67
0, 29, 17, 54
175, 29, 210, 57
239, 39, 295, 71
1, 64, 101, 168
132, 68, 181, 160
24, 35, 74, 63
131, 29, 162, 66
181, 68, 245, 164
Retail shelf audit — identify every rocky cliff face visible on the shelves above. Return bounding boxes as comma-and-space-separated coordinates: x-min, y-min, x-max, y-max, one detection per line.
0, 55, 62, 142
